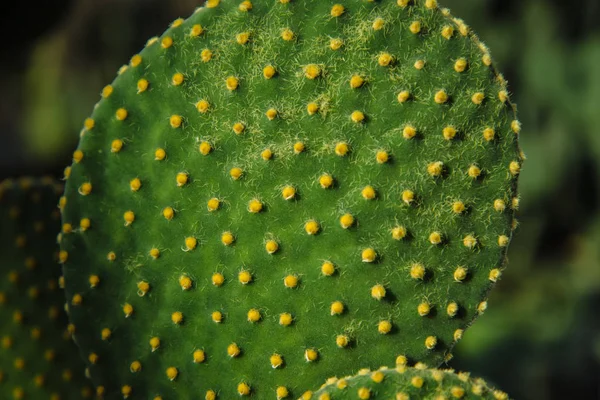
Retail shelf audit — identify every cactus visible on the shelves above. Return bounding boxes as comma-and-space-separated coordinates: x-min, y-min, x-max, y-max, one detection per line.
0, 178, 91, 399
60, 0, 522, 398
309, 364, 510, 400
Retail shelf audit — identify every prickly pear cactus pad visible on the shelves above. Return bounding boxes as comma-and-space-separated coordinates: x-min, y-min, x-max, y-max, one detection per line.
61, 0, 523, 398
309, 365, 510, 400
0, 178, 92, 399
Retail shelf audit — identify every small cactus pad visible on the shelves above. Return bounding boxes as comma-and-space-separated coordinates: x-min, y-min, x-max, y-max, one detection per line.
309, 365, 510, 400
0, 178, 91, 399
61, 0, 522, 397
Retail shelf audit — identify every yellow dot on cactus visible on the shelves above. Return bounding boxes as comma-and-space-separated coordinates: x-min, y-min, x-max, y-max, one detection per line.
284, 275, 299, 289
443, 126, 457, 140
414, 59, 425, 70
397, 0, 410, 6
102, 85, 113, 98
339, 213, 354, 229
206, 390, 217, 400
195, 100, 210, 114
427, 161, 444, 177
266, 108, 278, 120
409, 20, 421, 34
238, 270, 252, 285
350, 75, 364, 89
201, 49, 213, 62
116, 108, 128, 121
118, 65, 128, 75
376, 150, 389, 164
130, 54, 142, 67
410, 263, 426, 280
89, 275, 100, 289
170, 115, 183, 128
361, 248, 377, 263
123, 211, 135, 226
276, 386, 289, 399
494, 199, 506, 212
392, 226, 407, 240
232, 122, 246, 135
403, 124, 417, 139
155, 148, 166, 160
221, 231, 235, 246
265, 240, 279, 254
410, 376, 424, 389
248, 199, 263, 213
211, 310, 223, 323
123, 303, 134, 317
179, 275, 193, 291
482, 53, 492, 66
212, 272, 225, 287
247, 308, 261, 323
281, 28, 295, 41
185, 236, 197, 251
425, 335, 437, 350
454, 58, 468, 72
238, 382, 251, 396
330, 301, 344, 316
351, 110, 365, 123
147, 337, 160, 352
172, 73, 184, 86
270, 353, 284, 368
489, 268, 502, 282
468, 164, 481, 179
307, 102, 319, 115
64, 166, 72, 178
239, 1, 252, 11
498, 235, 509, 247
304, 348, 318, 362
451, 386, 465, 398
305, 220, 320, 235
499, 90, 509, 103
190, 24, 204, 37
397, 90, 411, 103
198, 141, 212, 156
434, 90, 449, 104
371, 284, 386, 300
452, 201, 466, 214
321, 261, 336, 276
378, 52, 394, 66
429, 231, 442, 245
304, 64, 322, 79
509, 161, 521, 176
447, 302, 458, 317
161, 36, 173, 49
107, 251, 117, 261
176, 172, 189, 187
84, 118, 95, 131
293, 141, 306, 154
357, 387, 371, 399
425, 0, 438, 8
130, 360, 142, 373
336, 334, 349, 348
226, 76, 239, 91
129, 178, 142, 192
71, 293, 83, 305
378, 320, 392, 334
401, 189, 415, 205
230, 167, 243, 180
263, 65, 276, 79
137, 281, 150, 297
441, 25, 454, 39
236, 32, 251, 45
319, 174, 333, 188
471, 92, 485, 105
331, 4, 344, 17
137, 78, 149, 93
166, 367, 178, 381
361, 185, 376, 200
171, 311, 184, 325
330, 38, 344, 50
279, 312, 293, 326
454, 266, 468, 282
261, 148, 273, 160
78, 182, 92, 196
335, 142, 349, 156
282, 185, 296, 200
511, 120, 522, 134
463, 235, 477, 248
372, 17, 385, 30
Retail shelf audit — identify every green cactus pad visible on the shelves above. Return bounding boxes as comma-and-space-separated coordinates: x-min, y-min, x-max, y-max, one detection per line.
61, 0, 522, 398
0, 178, 92, 399
309, 365, 510, 400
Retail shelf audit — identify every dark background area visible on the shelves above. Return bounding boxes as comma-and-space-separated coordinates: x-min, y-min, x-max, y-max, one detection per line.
1, 0, 599, 398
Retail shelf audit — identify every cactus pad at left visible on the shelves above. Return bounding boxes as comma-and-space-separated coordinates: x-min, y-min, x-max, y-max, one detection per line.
0, 178, 91, 399
60, 0, 522, 398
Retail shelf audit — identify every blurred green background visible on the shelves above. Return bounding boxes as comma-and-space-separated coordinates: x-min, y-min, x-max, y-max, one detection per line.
1, 0, 598, 398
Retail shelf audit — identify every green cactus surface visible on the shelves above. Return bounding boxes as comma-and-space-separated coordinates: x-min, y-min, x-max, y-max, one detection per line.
309, 365, 510, 400
60, 0, 522, 398
0, 178, 92, 399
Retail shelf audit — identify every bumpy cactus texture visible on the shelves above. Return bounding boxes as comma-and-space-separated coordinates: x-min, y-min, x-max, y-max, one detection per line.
60, 0, 522, 398
0, 178, 91, 399
310, 365, 510, 400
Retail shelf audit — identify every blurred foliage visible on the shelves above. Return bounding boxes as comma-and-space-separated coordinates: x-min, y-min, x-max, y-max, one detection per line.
0, 0, 599, 399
